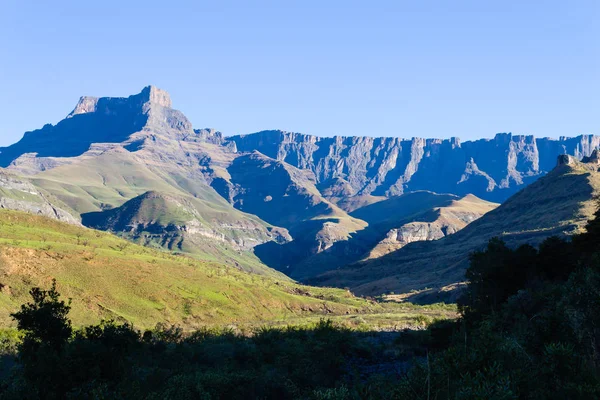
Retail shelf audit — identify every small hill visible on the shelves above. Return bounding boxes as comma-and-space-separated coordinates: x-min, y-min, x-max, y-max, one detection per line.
82, 190, 289, 277
0, 209, 456, 330
356, 193, 498, 259
312, 156, 600, 302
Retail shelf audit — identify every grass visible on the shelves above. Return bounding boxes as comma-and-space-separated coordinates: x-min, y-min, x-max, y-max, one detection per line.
0, 209, 455, 330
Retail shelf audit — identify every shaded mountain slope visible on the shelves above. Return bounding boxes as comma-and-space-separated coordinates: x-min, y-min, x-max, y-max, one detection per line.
219, 152, 361, 230
290, 192, 497, 280
212, 151, 367, 271
312, 155, 600, 302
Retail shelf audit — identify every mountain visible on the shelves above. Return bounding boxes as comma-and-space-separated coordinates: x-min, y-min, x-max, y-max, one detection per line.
228, 130, 600, 204
0, 87, 296, 275
1, 85, 597, 292
210, 151, 366, 270
311, 154, 600, 302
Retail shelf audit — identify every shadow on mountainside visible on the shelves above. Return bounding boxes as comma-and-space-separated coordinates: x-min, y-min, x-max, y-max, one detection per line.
254, 192, 467, 281
307, 168, 596, 303
0, 111, 145, 167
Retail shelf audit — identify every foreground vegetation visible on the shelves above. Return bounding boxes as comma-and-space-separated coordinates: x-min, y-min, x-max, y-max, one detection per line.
4, 202, 600, 398
396, 202, 600, 399
0, 280, 453, 399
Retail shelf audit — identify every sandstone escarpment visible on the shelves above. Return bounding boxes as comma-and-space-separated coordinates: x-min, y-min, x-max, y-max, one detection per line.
229, 131, 600, 202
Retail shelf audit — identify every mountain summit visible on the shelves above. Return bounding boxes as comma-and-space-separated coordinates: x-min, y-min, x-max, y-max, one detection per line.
0, 86, 186, 166
68, 85, 172, 119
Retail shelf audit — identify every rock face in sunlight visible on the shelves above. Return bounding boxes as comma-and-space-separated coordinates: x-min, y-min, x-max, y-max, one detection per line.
229, 130, 600, 203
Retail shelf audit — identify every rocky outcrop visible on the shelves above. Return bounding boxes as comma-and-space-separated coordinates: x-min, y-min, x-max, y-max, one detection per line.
368, 204, 486, 259
192, 129, 225, 145
581, 149, 600, 164
0, 171, 78, 224
229, 131, 600, 202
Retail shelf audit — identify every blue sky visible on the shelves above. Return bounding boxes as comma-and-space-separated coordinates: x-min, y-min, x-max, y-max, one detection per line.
0, 0, 598, 146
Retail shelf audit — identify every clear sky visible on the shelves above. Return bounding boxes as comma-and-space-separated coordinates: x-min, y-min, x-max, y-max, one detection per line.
0, 0, 598, 146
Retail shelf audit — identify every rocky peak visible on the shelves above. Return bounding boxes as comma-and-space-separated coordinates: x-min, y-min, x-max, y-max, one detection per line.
140, 85, 172, 108
557, 154, 576, 166
68, 96, 99, 118
193, 128, 225, 144
582, 149, 600, 164
67, 85, 172, 119
0, 86, 185, 167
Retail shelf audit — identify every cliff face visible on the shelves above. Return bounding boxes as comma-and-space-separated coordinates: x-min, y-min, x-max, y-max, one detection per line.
229, 131, 600, 202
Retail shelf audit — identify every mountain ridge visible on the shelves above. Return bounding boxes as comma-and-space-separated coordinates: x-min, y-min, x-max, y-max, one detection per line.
228, 130, 600, 203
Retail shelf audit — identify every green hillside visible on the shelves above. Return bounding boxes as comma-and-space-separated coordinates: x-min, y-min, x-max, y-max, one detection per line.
12, 147, 292, 276
81, 190, 289, 277
0, 209, 454, 330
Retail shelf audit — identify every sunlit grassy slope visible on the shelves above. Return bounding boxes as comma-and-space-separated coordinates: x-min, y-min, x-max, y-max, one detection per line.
0, 209, 455, 330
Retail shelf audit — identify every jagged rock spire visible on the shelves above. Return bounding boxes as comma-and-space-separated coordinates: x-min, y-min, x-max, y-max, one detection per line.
140, 85, 172, 108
